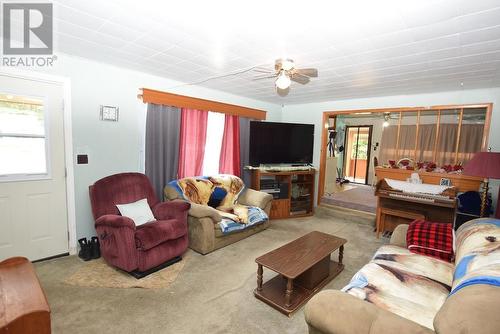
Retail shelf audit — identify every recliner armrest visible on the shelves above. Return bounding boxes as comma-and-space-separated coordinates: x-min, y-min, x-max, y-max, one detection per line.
305, 290, 433, 334
95, 214, 135, 230
237, 188, 273, 210
153, 200, 191, 220
188, 203, 222, 222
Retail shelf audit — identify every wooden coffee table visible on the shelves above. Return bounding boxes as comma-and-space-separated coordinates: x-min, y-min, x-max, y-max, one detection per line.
254, 231, 346, 316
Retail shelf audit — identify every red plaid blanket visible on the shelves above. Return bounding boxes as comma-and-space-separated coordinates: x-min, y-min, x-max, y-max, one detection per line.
406, 220, 454, 262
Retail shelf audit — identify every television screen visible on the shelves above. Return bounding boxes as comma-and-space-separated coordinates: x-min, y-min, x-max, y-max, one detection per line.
249, 121, 314, 166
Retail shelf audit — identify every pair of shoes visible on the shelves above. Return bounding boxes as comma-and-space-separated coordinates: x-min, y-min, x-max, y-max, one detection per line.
78, 238, 91, 261
89, 236, 100, 259
78, 237, 100, 261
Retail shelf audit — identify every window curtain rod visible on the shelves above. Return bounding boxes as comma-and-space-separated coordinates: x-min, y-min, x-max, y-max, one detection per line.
138, 88, 267, 120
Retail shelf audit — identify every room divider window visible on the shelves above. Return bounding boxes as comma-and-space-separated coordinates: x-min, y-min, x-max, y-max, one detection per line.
319, 103, 492, 205
378, 105, 490, 166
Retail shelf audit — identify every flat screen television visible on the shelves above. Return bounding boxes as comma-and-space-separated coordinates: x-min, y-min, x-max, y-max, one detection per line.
249, 121, 314, 166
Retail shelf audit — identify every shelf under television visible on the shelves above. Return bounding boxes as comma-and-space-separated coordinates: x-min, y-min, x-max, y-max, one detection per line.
251, 169, 316, 219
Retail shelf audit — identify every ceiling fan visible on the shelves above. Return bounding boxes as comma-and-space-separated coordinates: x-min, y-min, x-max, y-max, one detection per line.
253, 59, 318, 92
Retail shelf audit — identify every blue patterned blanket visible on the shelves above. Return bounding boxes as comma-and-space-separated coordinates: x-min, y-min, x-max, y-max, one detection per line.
450, 218, 500, 295
219, 207, 268, 234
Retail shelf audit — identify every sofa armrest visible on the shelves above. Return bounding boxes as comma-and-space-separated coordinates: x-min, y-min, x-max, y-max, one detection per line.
237, 188, 273, 210
95, 214, 135, 231
305, 290, 433, 334
390, 224, 409, 248
153, 200, 191, 220
164, 185, 183, 201
188, 203, 222, 222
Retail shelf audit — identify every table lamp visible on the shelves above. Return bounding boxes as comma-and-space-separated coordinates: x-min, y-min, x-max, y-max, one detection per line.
463, 151, 500, 218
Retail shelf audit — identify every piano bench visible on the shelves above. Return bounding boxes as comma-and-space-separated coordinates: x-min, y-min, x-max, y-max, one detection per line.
377, 208, 426, 238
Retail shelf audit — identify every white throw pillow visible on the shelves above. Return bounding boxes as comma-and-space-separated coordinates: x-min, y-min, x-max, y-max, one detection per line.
116, 198, 155, 226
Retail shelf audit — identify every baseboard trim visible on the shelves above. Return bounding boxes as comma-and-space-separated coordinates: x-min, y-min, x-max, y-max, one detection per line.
32, 252, 70, 263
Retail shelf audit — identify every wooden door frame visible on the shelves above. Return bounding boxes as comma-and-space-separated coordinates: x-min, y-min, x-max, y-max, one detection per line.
0, 68, 77, 255
317, 104, 492, 205
342, 125, 373, 185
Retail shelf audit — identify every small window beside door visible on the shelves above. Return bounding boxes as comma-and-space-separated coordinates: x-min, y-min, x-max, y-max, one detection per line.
0, 93, 49, 180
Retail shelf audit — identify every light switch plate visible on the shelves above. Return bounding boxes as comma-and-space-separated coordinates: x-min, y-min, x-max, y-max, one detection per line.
100, 105, 119, 121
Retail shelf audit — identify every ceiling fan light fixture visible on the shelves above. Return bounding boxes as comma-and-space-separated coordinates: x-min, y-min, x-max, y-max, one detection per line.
382, 113, 390, 127
275, 70, 291, 89
281, 59, 294, 71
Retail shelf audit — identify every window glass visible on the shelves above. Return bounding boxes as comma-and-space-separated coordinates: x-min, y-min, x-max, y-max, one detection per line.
202, 111, 225, 175
436, 109, 459, 165
458, 108, 486, 164
416, 110, 438, 162
0, 93, 47, 176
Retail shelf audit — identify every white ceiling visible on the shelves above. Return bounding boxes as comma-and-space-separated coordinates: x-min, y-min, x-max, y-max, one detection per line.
42, 1, 500, 103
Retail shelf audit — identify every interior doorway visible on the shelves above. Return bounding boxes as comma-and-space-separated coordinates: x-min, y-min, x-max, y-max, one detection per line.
343, 125, 372, 184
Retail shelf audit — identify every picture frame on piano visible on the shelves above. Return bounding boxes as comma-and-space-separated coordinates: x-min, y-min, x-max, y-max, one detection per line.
440, 178, 452, 186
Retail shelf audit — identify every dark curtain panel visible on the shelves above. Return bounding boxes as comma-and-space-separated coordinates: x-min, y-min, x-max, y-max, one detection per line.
239, 117, 251, 186
145, 103, 181, 200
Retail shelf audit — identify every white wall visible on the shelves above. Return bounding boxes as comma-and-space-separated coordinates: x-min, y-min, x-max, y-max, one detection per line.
13, 53, 500, 241
282, 88, 500, 209
22, 54, 282, 241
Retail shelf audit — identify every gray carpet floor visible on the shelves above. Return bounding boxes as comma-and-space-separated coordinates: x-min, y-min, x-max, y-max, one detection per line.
35, 206, 384, 334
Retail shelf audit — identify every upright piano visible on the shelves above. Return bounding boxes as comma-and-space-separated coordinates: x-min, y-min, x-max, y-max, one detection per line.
374, 179, 457, 236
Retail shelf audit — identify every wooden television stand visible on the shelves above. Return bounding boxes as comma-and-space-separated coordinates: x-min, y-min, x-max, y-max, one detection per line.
250, 168, 315, 219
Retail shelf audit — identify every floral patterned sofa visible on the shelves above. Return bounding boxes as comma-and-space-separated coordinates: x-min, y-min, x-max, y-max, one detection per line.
305, 218, 500, 334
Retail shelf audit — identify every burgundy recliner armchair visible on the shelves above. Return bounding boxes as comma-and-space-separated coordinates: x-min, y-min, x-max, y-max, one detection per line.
89, 173, 190, 276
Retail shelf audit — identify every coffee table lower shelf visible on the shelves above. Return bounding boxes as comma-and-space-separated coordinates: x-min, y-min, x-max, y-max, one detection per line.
254, 260, 344, 316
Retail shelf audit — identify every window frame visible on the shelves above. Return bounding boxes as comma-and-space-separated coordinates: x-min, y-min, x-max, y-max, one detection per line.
0, 92, 51, 182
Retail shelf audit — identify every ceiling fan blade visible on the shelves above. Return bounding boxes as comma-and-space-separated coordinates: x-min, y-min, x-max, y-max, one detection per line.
253, 68, 275, 74
291, 74, 310, 85
252, 74, 276, 81
295, 68, 318, 77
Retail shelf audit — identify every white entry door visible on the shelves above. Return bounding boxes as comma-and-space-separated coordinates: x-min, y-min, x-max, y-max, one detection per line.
0, 74, 68, 261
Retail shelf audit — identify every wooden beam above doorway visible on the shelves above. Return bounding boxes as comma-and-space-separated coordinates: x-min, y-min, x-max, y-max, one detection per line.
139, 88, 267, 120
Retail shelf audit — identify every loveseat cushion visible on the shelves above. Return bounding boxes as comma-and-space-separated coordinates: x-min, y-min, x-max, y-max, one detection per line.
343, 245, 453, 329
135, 219, 187, 251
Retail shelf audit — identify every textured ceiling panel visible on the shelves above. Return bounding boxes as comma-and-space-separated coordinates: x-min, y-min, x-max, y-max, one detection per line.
40, 0, 500, 103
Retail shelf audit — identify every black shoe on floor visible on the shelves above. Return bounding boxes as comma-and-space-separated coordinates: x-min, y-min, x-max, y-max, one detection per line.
90, 236, 101, 259
78, 238, 92, 261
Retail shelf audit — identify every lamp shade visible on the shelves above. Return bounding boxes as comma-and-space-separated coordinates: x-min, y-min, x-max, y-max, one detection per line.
463, 152, 500, 179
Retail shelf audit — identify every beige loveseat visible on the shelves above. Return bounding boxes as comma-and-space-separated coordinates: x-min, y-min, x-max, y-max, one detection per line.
305, 218, 500, 334
164, 181, 272, 255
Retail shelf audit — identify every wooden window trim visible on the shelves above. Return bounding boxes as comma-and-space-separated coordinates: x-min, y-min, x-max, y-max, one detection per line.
317, 103, 493, 205
139, 88, 267, 120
